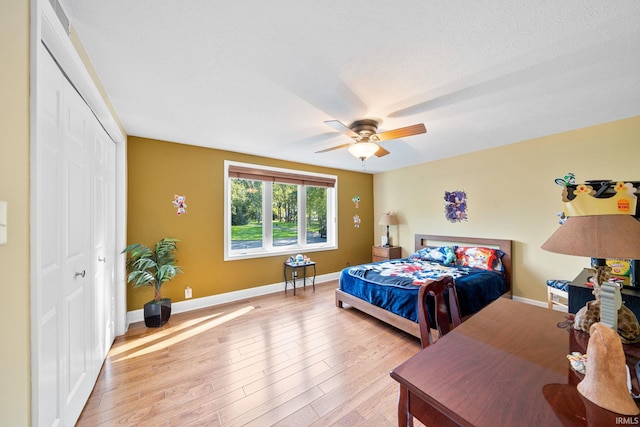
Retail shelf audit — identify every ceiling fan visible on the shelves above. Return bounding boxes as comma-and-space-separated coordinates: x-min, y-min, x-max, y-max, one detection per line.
316, 119, 426, 160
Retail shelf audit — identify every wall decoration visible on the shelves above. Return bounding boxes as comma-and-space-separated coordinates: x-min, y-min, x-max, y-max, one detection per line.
444, 190, 467, 223
352, 195, 360, 208
554, 172, 576, 187
553, 173, 575, 223
353, 214, 361, 228
172, 194, 188, 215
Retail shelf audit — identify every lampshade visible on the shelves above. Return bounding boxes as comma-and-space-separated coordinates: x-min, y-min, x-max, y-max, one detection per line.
348, 142, 379, 160
541, 215, 640, 259
379, 213, 399, 226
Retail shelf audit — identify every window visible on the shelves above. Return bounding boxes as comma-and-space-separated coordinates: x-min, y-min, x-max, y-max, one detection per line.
225, 161, 337, 260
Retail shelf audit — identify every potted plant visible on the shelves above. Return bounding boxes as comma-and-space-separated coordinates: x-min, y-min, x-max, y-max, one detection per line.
123, 238, 182, 327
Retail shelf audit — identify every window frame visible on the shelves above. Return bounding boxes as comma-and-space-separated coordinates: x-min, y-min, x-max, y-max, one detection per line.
224, 160, 337, 261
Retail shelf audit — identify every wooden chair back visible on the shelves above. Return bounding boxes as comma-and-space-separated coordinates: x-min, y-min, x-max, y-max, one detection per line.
418, 276, 462, 348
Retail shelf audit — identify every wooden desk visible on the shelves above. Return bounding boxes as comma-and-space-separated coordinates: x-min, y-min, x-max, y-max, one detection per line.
390, 298, 640, 427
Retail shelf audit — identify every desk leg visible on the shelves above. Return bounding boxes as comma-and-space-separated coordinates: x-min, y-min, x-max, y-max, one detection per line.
293, 269, 296, 296
283, 265, 288, 294
312, 264, 316, 292
398, 385, 413, 427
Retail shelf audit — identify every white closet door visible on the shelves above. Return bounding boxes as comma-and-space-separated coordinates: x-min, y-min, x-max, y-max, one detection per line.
92, 125, 116, 363
36, 42, 65, 427
61, 70, 94, 426
36, 47, 112, 427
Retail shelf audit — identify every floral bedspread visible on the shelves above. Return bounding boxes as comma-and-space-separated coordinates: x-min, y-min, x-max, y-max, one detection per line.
347, 258, 479, 289
341, 258, 507, 321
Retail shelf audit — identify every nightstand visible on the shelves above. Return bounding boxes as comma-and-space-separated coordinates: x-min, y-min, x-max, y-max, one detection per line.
283, 261, 316, 296
372, 246, 402, 262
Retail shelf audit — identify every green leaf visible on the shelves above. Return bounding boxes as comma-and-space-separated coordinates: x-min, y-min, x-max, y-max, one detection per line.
122, 238, 182, 299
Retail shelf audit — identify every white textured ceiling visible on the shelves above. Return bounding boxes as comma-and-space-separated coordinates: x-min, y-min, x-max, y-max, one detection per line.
59, 1, 640, 173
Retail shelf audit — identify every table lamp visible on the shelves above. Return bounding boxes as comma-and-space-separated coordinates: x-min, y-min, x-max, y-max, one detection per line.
542, 213, 640, 327
378, 212, 398, 247
542, 181, 640, 321
541, 180, 640, 415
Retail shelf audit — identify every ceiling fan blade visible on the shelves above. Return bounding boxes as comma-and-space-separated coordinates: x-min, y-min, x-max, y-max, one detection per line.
375, 146, 390, 157
374, 123, 426, 142
315, 142, 352, 154
324, 120, 359, 138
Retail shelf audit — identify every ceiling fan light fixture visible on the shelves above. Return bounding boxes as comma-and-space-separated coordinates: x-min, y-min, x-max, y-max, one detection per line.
318, 118, 425, 159
348, 142, 379, 160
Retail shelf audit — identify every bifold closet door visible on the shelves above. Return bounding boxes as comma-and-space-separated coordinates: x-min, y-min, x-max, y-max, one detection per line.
35, 46, 113, 427
91, 124, 117, 364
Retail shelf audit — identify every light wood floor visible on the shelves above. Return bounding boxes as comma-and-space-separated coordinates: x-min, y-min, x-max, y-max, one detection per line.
77, 280, 426, 426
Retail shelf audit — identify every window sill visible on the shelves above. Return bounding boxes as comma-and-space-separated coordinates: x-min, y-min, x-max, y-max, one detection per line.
225, 244, 337, 261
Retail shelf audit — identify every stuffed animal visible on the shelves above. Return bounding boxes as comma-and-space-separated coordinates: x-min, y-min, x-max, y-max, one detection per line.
573, 267, 640, 344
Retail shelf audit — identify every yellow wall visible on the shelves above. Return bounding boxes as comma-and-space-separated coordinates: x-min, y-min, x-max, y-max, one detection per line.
126, 136, 374, 309
374, 116, 640, 303
0, 1, 30, 425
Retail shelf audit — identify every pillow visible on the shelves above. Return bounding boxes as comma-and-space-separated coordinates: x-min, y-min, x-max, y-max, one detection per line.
456, 246, 505, 271
411, 246, 457, 266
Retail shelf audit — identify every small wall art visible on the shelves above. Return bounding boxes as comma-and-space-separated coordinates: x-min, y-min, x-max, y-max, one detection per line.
172, 194, 187, 215
353, 214, 361, 228
352, 195, 360, 208
553, 173, 575, 224
444, 190, 467, 223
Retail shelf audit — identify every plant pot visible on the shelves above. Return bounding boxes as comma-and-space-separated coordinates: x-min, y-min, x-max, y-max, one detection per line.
143, 298, 171, 328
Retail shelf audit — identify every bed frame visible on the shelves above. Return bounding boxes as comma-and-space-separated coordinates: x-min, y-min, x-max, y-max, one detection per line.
335, 234, 513, 338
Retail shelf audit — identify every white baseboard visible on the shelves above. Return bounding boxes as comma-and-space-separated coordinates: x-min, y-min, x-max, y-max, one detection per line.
127, 274, 566, 328
513, 295, 569, 312
126, 271, 341, 327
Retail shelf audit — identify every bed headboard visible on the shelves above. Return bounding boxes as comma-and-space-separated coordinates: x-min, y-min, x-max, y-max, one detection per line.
414, 234, 512, 292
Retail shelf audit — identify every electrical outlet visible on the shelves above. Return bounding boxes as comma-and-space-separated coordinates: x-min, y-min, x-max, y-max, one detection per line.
185, 286, 192, 299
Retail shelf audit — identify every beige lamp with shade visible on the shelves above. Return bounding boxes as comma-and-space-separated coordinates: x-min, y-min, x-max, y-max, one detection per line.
541, 214, 640, 260
541, 180, 640, 415
542, 181, 640, 307
541, 214, 640, 333
378, 212, 398, 247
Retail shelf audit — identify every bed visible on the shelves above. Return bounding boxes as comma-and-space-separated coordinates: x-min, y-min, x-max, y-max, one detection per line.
335, 234, 512, 338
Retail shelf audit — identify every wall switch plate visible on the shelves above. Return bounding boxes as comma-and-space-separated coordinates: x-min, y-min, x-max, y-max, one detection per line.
185, 286, 192, 299
0, 201, 6, 245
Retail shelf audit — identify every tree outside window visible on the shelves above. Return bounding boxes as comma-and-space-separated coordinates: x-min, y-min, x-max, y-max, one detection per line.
226, 162, 336, 259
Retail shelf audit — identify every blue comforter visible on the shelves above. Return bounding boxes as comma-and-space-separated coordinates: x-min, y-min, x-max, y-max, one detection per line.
339, 258, 507, 322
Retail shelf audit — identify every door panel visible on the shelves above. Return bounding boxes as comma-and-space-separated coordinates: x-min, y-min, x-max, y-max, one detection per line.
92, 125, 116, 363
60, 63, 94, 427
104, 140, 116, 348
36, 46, 64, 427
35, 47, 116, 427
39, 309, 61, 427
